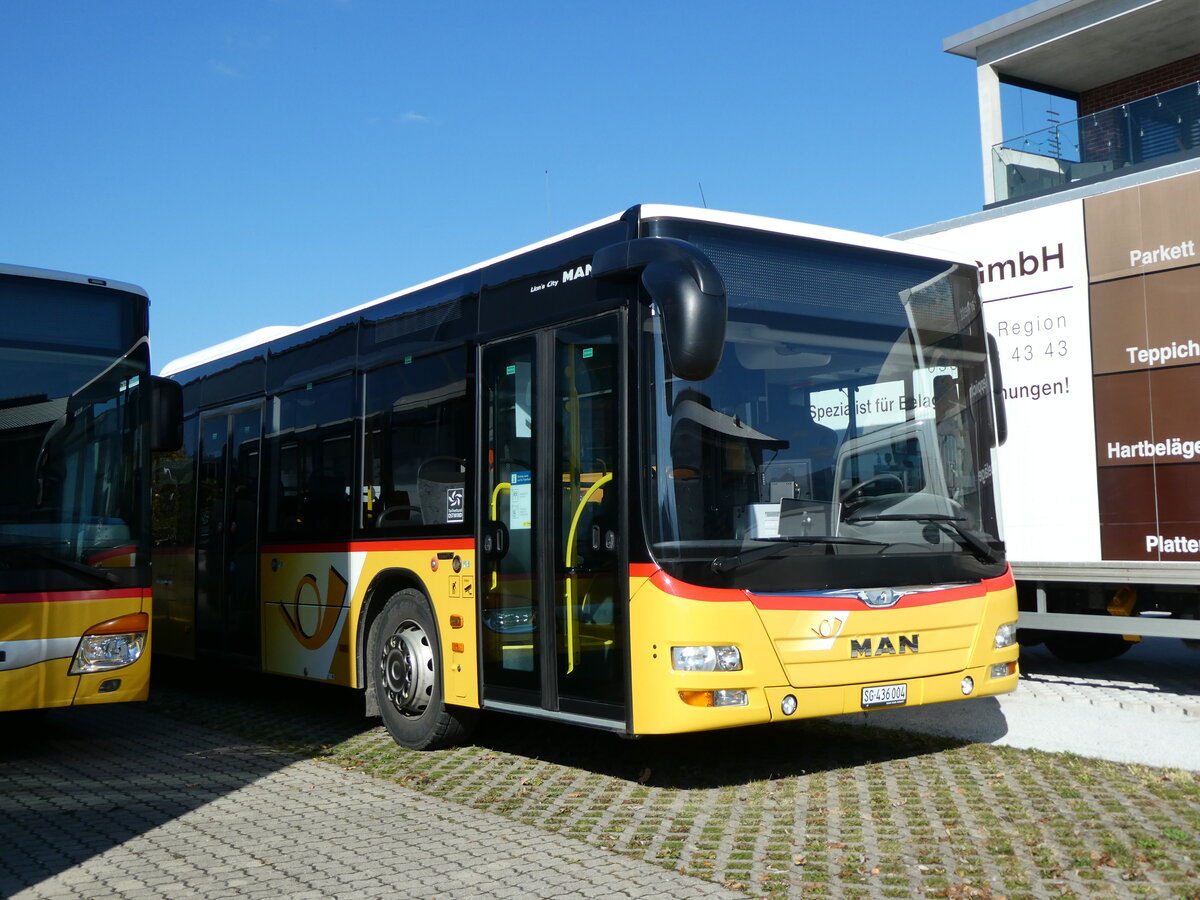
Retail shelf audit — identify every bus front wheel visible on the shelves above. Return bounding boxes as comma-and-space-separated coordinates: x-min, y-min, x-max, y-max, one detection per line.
369, 588, 476, 750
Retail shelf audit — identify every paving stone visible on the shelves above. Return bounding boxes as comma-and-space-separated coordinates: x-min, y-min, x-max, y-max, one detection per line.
3, 709, 750, 900
5, 642, 1198, 899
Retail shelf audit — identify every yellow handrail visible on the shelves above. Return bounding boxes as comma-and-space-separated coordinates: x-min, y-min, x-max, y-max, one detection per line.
563, 472, 613, 673
488, 482, 510, 590
489, 481, 510, 521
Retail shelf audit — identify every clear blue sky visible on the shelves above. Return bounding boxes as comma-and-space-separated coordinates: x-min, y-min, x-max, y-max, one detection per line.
4, 1, 1021, 371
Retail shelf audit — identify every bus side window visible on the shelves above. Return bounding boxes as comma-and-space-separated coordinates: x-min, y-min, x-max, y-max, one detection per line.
264, 377, 354, 540
361, 348, 470, 531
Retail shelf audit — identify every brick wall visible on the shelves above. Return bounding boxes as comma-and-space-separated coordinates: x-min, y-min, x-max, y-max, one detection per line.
1080, 54, 1200, 114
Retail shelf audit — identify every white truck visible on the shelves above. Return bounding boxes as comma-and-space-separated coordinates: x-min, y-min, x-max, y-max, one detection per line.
905, 165, 1200, 660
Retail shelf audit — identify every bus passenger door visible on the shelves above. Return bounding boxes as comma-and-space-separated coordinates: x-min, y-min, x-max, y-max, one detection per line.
480, 336, 540, 704
479, 313, 627, 725
196, 404, 263, 665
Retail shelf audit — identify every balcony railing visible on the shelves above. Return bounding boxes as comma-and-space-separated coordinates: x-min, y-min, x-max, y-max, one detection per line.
992, 80, 1200, 203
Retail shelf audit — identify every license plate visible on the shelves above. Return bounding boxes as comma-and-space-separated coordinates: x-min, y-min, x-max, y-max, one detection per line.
862, 683, 907, 708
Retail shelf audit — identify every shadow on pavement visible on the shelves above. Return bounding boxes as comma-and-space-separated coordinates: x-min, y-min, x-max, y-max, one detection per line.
1018, 636, 1200, 698
0, 660, 374, 899
464, 709, 976, 790
151, 658, 989, 793
144, 658, 984, 793
148, 656, 370, 753
0, 704, 283, 897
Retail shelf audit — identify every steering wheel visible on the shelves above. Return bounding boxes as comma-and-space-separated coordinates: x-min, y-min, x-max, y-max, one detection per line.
840, 473, 905, 504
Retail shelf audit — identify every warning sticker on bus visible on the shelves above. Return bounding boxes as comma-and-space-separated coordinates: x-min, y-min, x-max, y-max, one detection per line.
446, 487, 464, 523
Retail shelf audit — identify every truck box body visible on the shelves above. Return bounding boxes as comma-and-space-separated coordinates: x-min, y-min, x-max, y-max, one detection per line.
906, 165, 1200, 647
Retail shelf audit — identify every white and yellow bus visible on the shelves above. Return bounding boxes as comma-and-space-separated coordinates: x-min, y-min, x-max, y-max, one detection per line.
1, 263, 180, 713
154, 205, 1019, 749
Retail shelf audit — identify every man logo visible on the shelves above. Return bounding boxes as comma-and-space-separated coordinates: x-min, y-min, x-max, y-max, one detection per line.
858, 588, 904, 608
850, 635, 919, 658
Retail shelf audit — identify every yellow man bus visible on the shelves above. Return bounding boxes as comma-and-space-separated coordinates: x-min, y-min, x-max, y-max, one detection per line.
1, 263, 180, 713
154, 205, 1019, 749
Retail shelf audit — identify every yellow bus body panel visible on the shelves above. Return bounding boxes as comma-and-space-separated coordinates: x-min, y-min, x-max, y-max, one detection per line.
629, 571, 1018, 735
259, 543, 479, 709
0, 592, 151, 712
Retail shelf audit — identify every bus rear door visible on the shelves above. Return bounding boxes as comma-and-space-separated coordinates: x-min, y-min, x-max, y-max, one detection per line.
196, 404, 263, 664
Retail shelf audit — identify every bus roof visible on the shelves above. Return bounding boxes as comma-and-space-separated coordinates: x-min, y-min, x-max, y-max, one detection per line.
0, 261, 148, 299
161, 205, 973, 378
639, 205, 976, 266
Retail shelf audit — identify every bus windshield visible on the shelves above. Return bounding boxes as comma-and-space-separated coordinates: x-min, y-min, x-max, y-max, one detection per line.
0, 275, 150, 592
641, 222, 1004, 591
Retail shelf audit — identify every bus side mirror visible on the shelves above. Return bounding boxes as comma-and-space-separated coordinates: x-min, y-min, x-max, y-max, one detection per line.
592, 237, 727, 381
986, 333, 1008, 447
150, 376, 183, 452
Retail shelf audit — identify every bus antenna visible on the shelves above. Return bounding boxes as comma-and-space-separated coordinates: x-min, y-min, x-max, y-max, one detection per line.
698, 182, 708, 208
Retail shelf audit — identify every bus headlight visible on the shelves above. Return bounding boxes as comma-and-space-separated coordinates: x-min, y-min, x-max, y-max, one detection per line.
671, 645, 742, 672
993, 622, 1018, 650
69, 613, 148, 675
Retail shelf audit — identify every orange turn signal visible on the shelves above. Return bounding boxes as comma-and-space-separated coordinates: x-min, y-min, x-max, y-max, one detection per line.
84, 612, 149, 636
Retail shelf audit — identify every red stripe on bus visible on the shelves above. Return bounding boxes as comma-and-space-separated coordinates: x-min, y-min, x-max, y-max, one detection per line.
748, 584, 980, 611
641, 566, 1014, 610
86, 545, 137, 564
260, 539, 476, 555
648, 569, 741, 603
0, 588, 149, 605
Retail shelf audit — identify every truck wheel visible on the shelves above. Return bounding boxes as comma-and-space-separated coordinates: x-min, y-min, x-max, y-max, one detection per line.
1043, 631, 1133, 663
368, 588, 476, 750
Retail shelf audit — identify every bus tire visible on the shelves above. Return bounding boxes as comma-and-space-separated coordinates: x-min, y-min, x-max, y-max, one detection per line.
369, 588, 476, 750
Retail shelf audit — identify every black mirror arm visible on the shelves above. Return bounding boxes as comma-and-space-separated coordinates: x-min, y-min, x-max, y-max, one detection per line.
149, 376, 184, 452
986, 333, 1008, 447
592, 237, 727, 381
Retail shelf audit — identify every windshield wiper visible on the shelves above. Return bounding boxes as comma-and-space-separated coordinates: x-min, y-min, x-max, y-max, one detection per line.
711, 535, 887, 574
843, 514, 1001, 565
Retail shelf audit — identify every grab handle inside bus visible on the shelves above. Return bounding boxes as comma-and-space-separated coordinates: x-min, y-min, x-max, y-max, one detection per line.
592, 237, 727, 381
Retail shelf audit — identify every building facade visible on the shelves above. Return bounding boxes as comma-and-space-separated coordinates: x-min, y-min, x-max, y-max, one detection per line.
900, 0, 1200, 650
